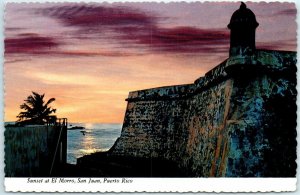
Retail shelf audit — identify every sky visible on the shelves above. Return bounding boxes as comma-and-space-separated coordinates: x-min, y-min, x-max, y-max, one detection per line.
4, 1, 297, 123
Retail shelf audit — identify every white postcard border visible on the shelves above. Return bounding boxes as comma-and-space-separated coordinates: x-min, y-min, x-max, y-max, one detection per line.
2, 0, 300, 193
4, 178, 297, 192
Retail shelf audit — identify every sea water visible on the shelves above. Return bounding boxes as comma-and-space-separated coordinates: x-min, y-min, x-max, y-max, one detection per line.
67, 123, 122, 164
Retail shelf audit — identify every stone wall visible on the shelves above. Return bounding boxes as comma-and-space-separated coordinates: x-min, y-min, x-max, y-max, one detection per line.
5, 125, 61, 177
111, 50, 297, 177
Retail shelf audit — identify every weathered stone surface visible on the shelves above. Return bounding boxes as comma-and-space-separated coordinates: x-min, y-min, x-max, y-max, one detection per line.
110, 50, 297, 177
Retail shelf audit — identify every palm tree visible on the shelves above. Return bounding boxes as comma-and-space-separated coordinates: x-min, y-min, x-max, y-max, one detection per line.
16, 92, 56, 125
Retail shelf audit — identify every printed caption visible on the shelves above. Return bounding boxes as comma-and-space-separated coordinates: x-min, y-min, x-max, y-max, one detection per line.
27, 178, 133, 184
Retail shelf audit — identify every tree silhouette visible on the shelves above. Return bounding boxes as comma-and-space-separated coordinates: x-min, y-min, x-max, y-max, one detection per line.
16, 92, 56, 125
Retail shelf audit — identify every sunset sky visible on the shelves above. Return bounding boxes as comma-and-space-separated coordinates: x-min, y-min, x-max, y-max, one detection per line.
4, 1, 297, 123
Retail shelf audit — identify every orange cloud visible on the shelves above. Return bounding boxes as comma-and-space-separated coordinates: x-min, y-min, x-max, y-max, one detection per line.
5, 53, 213, 123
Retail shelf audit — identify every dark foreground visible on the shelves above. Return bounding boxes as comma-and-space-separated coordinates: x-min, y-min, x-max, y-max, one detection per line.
52, 152, 187, 177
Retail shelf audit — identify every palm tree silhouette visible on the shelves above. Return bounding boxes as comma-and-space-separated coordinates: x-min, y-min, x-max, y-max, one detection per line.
17, 92, 56, 125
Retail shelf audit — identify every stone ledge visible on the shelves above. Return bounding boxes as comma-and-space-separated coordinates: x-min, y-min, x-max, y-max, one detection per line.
126, 84, 195, 101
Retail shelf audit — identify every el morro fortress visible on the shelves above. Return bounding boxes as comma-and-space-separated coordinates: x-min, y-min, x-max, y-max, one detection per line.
76, 3, 297, 177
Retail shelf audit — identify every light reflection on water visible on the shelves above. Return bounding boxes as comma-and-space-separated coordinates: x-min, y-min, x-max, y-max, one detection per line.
67, 123, 122, 164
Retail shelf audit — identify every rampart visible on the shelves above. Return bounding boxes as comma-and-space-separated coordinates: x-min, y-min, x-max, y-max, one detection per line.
110, 50, 297, 177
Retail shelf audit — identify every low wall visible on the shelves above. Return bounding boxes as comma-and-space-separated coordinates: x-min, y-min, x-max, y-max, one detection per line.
110, 50, 297, 177
5, 125, 65, 177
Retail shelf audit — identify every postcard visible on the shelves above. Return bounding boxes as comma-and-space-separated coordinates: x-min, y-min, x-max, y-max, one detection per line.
3, 0, 298, 192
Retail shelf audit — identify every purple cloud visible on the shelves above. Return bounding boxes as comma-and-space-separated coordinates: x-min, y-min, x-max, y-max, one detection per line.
5, 33, 59, 54
5, 27, 24, 32
129, 26, 230, 53
39, 5, 157, 31
5, 32, 143, 57
39, 4, 231, 54
5, 3, 297, 58
257, 39, 297, 51
277, 8, 297, 16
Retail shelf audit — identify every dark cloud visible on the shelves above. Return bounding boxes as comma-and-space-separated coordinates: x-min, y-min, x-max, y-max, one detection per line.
5, 27, 24, 32
39, 4, 230, 54
39, 5, 157, 30
50, 50, 145, 57
257, 39, 297, 51
5, 34, 59, 54
5, 4, 297, 57
4, 33, 142, 57
126, 27, 230, 53
277, 8, 297, 16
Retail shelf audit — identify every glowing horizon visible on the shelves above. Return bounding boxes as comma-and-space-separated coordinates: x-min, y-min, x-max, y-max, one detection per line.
4, 2, 297, 123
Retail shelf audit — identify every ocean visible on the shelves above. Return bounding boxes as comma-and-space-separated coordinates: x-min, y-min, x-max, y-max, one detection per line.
67, 123, 122, 164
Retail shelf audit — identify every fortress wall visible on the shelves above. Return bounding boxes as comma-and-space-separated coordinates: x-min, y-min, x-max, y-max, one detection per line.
112, 85, 193, 159
111, 50, 297, 177
183, 79, 233, 177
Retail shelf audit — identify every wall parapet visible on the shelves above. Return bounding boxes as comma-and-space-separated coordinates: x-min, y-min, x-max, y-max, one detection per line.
226, 50, 297, 71
126, 49, 296, 103
126, 84, 195, 101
